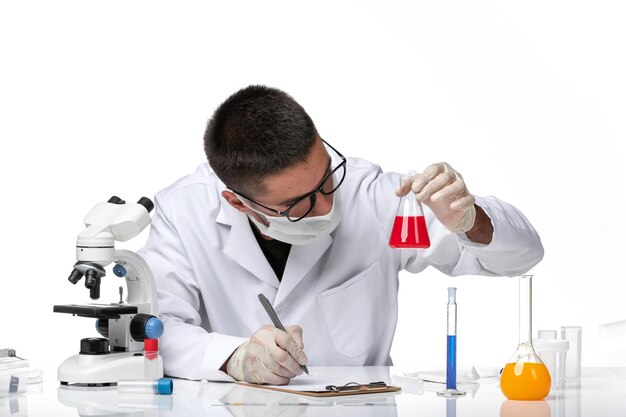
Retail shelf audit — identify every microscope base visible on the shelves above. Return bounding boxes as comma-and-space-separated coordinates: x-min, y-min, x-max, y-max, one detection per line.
57, 384, 174, 416
57, 352, 163, 385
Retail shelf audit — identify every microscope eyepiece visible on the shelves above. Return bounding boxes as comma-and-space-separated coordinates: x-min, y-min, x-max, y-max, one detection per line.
107, 196, 125, 204
137, 197, 154, 213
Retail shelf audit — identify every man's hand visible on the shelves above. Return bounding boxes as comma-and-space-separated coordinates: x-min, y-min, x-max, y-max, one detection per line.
226, 325, 308, 385
396, 162, 476, 234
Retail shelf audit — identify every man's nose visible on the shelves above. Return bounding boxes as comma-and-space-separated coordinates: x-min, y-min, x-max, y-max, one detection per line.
310, 192, 333, 217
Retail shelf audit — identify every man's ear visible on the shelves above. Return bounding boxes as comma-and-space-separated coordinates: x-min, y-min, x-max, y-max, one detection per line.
222, 190, 271, 229
222, 190, 248, 213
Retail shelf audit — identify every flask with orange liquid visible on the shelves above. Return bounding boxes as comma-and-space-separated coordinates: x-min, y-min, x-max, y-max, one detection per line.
500, 274, 551, 400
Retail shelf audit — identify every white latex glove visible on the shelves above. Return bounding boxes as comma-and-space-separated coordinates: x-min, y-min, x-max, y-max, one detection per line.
226, 325, 308, 385
396, 162, 476, 233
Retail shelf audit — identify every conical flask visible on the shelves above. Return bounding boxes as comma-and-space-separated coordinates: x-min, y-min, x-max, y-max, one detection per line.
388, 176, 431, 249
500, 274, 551, 400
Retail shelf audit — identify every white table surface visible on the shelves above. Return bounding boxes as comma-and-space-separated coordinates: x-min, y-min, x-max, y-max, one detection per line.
3, 366, 625, 416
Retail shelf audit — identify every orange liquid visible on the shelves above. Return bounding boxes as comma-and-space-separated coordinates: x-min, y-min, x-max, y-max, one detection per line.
500, 400, 551, 417
500, 362, 551, 400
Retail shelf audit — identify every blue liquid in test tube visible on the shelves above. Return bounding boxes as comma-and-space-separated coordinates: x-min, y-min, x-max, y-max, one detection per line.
447, 334, 456, 389
438, 287, 465, 397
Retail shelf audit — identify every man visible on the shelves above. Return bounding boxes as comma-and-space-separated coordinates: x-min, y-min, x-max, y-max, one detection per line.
139, 85, 543, 384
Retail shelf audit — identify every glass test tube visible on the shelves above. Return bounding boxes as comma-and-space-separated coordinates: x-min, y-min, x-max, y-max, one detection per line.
118, 378, 173, 395
438, 287, 465, 397
446, 287, 457, 389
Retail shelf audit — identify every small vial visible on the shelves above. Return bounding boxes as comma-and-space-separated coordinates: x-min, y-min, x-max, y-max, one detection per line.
117, 378, 173, 395
535, 330, 558, 387
144, 338, 160, 380
561, 326, 582, 379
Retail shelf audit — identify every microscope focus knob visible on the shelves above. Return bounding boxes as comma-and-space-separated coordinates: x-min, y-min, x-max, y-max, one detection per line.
95, 319, 109, 338
144, 317, 164, 339
130, 314, 164, 341
80, 337, 110, 355
112, 264, 127, 278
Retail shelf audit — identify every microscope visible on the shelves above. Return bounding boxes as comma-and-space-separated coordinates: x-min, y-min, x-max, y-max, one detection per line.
53, 196, 164, 386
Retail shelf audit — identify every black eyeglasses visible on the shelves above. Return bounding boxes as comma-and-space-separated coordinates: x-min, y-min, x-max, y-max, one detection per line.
231, 139, 347, 222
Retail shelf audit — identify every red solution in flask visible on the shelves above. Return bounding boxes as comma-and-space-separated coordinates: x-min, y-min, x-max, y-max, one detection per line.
389, 215, 430, 248
388, 175, 431, 249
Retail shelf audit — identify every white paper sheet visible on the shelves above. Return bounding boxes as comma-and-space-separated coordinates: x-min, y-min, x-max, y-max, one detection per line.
252, 374, 353, 391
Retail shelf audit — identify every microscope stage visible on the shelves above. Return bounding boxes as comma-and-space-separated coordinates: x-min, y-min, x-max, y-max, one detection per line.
53, 304, 138, 319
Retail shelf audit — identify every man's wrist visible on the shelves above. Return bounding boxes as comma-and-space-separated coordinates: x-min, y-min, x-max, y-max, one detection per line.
224, 341, 248, 381
219, 354, 232, 374
464, 204, 493, 244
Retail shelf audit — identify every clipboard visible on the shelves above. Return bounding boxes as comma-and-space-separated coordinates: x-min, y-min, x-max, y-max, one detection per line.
236, 380, 401, 397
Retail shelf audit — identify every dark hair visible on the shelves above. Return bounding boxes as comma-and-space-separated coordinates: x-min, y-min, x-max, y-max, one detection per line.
204, 85, 318, 196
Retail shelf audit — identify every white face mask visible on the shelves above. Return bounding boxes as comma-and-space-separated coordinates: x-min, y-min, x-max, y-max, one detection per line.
242, 191, 342, 245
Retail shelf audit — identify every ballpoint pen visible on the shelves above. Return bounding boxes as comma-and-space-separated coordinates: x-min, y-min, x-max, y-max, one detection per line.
258, 293, 309, 375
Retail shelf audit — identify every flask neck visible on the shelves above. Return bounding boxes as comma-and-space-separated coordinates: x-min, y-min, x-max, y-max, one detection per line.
518, 275, 533, 346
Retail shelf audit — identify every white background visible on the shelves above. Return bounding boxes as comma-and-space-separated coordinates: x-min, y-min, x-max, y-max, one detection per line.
1, 0, 624, 373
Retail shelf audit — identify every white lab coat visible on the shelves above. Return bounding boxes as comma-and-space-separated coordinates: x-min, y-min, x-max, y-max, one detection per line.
139, 156, 543, 382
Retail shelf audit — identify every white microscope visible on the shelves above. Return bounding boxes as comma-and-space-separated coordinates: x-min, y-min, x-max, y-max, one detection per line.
54, 196, 164, 386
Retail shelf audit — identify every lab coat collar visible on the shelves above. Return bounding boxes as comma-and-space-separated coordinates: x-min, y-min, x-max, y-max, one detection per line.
273, 234, 332, 306
216, 184, 280, 289
216, 190, 333, 300
222, 210, 281, 289
214, 173, 333, 301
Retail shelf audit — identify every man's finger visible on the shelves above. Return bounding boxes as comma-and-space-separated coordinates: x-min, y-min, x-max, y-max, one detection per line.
268, 344, 304, 376
415, 171, 455, 201
249, 364, 291, 385
431, 180, 466, 202
420, 163, 446, 182
273, 332, 307, 373
243, 345, 292, 385
450, 195, 475, 211
398, 163, 446, 196
267, 346, 302, 376
285, 325, 304, 350
395, 177, 415, 197
263, 355, 298, 379
275, 329, 308, 364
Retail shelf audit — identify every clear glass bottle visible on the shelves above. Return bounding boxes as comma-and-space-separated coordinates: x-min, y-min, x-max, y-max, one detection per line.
388, 176, 430, 249
500, 275, 551, 400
